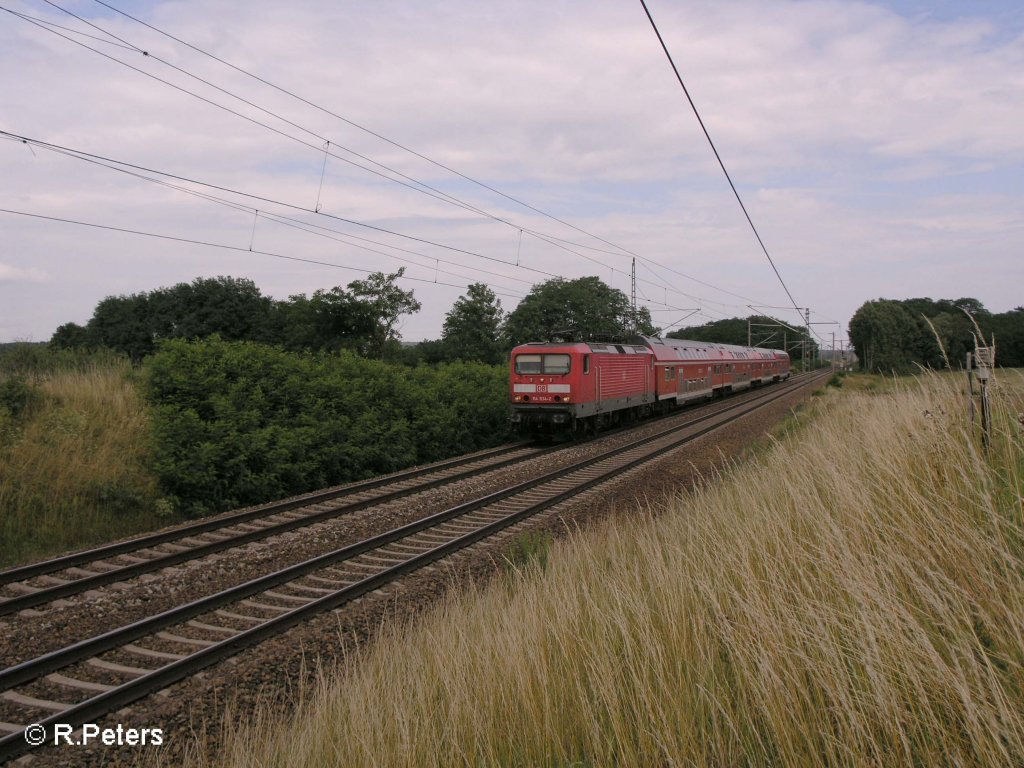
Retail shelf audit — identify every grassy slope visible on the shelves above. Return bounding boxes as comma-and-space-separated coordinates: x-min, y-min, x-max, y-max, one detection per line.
203, 371, 1024, 767
0, 361, 168, 567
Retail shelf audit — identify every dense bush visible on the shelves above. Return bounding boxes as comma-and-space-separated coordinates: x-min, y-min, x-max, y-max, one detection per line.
143, 338, 511, 517
0, 376, 42, 421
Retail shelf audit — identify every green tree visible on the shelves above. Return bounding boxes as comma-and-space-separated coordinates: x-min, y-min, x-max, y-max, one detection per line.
848, 296, 1022, 372
86, 291, 157, 360
143, 338, 510, 516
502, 276, 656, 347
850, 299, 925, 373
157, 276, 273, 342
347, 268, 421, 359
49, 322, 92, 350
268, 288, 376, 353
441, 283, 505, 364
78, 276, 275, 359
922, 311, 975, 367
989, 307, 1024, 367
897, 297, 979, 367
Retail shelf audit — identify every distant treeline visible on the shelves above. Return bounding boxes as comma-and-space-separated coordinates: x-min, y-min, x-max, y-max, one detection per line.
666, 316, 817, 360
51, 272, 422, 362
49, 273, 656, 365
849, 298, 1023, 373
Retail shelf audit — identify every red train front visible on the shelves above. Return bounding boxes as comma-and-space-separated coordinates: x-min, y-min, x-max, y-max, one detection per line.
509, 341, 655, 437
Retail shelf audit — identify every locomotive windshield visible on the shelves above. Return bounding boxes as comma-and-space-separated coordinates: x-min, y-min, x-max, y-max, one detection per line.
515, 354, 571, 375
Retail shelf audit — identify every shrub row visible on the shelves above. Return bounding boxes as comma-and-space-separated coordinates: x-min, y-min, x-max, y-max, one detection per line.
143, 338, 511, 517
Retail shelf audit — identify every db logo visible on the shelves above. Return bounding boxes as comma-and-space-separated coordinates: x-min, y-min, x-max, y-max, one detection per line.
536, 384, 548, 393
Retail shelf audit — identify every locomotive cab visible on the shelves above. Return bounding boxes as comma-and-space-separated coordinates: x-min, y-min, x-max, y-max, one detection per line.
509, 341, 654, 438
509, 343, 582, 436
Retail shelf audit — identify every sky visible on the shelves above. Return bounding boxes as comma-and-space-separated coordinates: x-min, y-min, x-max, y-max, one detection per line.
2, 0, 1022, 350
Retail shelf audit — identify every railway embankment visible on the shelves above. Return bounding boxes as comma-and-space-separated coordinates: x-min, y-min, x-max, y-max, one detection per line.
0, 372, 826, 765
185, 370, 1024, 767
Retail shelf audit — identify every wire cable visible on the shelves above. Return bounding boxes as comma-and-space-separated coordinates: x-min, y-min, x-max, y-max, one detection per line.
6, 5, 786, 322
1, 129, 563, 279
4, 129, 720, 316
638, 0, 807, 327
79, 0, 776, 308
0, 206, 527, 298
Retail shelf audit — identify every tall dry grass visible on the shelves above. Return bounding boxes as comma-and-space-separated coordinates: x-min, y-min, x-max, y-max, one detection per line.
0, 360, 167, 566
201, 371, 1024, 767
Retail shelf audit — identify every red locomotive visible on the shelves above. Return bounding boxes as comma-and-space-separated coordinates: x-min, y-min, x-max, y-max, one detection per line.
509, 336, 790, 437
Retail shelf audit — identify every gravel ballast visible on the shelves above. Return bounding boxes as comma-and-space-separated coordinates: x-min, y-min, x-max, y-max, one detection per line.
6, 374, 828, 767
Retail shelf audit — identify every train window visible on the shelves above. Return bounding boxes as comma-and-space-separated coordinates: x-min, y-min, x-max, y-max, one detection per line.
543, 354, 571, 374
514, 354, 571, 374
515, 354, 542, 374
583, 355, 590, 374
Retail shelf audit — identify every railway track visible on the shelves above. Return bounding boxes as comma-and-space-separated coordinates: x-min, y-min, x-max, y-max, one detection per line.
0, 370, 828, 762
0, 373, 815, 620
0, 441, 552, 617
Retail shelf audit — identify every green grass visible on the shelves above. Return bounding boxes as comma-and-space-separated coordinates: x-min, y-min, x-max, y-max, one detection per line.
502, 530, 553, 575
195, 369, 1024, 767
0, 360, 173, 567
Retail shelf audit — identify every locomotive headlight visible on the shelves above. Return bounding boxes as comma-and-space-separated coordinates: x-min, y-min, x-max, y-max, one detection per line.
513, 395, 522, 402
563, 396, 570, 402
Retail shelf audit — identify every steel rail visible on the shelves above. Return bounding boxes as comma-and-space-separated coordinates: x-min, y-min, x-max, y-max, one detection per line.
0, 441, 535, 585
0, 371, 828, 763
0, 443, 549, 616
0, 374, 815, 688
0, 374, 810, 615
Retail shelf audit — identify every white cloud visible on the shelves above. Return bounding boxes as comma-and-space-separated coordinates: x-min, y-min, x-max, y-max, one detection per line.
0, 262, 48, 283
0, 0, 1022, 344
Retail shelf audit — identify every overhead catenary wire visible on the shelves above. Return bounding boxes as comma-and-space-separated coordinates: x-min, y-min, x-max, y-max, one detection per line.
85, 3, 676, 251
8, 5, 618, 270
3, 5, 137, 50
1, 129, 701, 315
638, 0, 811, 332
1, 6, 505, 222
1, 130, 559, 277
2, 138, 703, 319
9, 132, 534, 294
24, 131, 536, 290
5, 4, 797, 330
48, 0, 778, 312
0, 207, 529, 299
0, 203, 694, 323
13, 2, 700, 300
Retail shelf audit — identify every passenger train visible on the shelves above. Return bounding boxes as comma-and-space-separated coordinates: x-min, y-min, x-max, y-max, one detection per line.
509, 336, 790, 437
